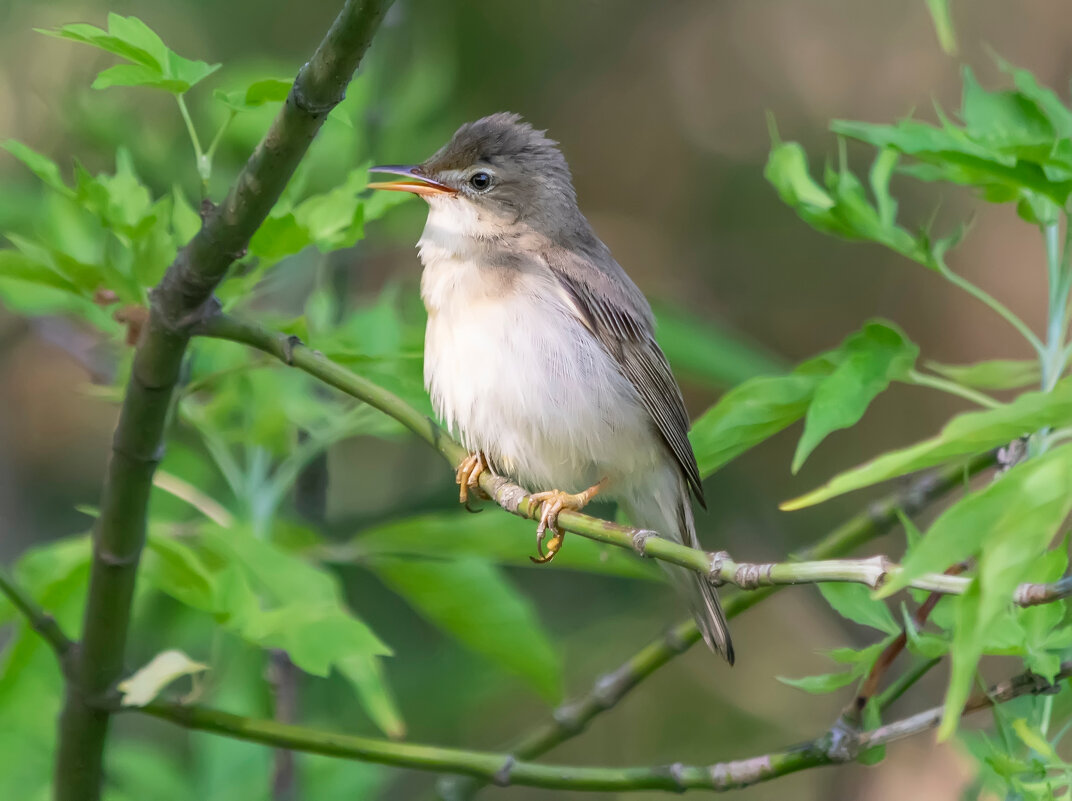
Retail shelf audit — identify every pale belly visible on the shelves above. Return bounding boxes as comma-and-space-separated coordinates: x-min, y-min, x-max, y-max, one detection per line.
423, 276, 661, 495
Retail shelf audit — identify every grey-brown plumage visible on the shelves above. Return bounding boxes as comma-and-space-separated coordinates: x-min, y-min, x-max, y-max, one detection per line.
370, 113, 734, 663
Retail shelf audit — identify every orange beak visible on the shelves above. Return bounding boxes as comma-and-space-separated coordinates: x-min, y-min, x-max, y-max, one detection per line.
367, 165, 455, 196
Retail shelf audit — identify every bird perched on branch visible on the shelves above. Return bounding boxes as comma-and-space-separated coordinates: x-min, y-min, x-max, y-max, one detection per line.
368, 113, 733, 663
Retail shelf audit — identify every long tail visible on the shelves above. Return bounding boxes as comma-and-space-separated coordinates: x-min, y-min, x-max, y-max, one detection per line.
620, 471, 734, 665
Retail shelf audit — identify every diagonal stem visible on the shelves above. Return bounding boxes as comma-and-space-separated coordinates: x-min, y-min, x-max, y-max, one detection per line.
0, 563, 74, 662
52, 3, 394, 799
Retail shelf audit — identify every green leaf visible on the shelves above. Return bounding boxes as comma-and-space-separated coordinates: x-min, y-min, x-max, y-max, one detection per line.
925, 0, 957, 55
776, 670, 858, 694
818, 582, 899, 634
879, 444, 1072, 599
996, 57, 1072, 140
0, 250, 80, 294
901, 606, 949, 659
960, 66, 1054, 151
2, 141, 74, 196
349, 511, 656, 580
40, 14, 220, 95
214, 79, 292, 111
783, 376, 1072, 510
858, 698, 887, 765
1011, 719, 1060, 762
765, 141, 834, 209
927, 358, 1041, 390
372, 556, 562, 702
793, 321, 918, 472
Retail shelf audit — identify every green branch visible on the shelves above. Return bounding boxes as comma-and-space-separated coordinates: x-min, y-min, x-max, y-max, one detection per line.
0, 564, 73, 662
132, 662, 1070, 793
198, 316, 1012, 602
53, 3, 395, 799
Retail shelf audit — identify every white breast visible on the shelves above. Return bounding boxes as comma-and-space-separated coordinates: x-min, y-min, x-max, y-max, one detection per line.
417, 197, 660, 494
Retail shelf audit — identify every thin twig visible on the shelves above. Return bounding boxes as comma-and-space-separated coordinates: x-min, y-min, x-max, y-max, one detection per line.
53, 3, 395, 799
852, 561, 969, 714
0, 564, 74, 662
131, 662, 1072, 793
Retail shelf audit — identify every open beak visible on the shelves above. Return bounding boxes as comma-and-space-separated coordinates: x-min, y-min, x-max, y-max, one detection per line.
368, 165, 455, 196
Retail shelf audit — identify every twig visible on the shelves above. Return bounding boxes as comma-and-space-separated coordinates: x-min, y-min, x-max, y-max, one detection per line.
0, 564, 74, 663
53, 3, 395, 799
438, 458, 992, 800
131, 662, 1072, 793
852, 561, 969, 714
199, 316, 1023, 608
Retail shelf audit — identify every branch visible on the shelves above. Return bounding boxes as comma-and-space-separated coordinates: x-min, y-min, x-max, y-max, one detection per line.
438, 458, 991, 800
133, 662, 1072, 793
0, 563, 74, 663
200, 316, 1033, 608
54, 3, 394, 799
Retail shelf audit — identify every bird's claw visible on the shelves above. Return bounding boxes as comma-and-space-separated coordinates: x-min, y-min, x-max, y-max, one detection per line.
528, 488, 587, 564
455, 452, 489, 505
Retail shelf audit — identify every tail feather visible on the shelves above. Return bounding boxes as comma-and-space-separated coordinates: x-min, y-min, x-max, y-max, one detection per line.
620, 473, 734, 665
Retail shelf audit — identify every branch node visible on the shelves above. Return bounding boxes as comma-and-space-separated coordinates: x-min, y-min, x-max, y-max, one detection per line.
667, 761, 687, 793
551, 703, 584, 734
491, 754, 516, 787
290, 69, 342, 116
282, 334, 303, 366
95, 548, 140, 568
631, 529, 656, 557
707, 550, 727, 586
592, 671, 623, 709
734, 561, 775, 590
708, 755, 773, 790
491, 477, 527, 514
663, 625, 691, 654
824, 718, 861, 763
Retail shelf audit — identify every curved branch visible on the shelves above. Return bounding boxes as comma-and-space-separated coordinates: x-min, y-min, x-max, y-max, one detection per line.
54, 3, 394, 799
195, 316, 1043, 608
134, 662, 1071, 793
0, 564, 73, 662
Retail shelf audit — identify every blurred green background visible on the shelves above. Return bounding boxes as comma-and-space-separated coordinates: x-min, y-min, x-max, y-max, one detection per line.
0, 1, 1067, 798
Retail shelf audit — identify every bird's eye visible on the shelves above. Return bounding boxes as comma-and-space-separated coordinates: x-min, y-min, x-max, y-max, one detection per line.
469, 171, 492, 191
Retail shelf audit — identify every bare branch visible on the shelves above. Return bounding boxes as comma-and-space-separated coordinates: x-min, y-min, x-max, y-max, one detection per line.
0, 563, 74, 663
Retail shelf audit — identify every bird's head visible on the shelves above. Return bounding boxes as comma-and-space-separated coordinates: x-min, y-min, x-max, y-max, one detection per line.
369, 113, 583, 240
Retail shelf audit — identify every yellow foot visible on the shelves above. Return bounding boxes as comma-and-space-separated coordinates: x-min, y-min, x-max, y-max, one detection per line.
455, 452, 489, 505
528, 481, 605, 564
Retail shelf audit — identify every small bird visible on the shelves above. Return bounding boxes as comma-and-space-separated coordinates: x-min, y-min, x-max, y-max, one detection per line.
369, 113, 733, 663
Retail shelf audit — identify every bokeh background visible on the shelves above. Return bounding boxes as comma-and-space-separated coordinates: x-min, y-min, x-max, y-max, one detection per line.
1, 1, 1069, 798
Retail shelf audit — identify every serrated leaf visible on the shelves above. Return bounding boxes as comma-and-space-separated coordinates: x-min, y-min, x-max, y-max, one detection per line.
783, 377, 1072, 510
996, 57, 1072, 140
819, 582, 899, 634
793, 321, 918, 472
41, 14, 219, 95
927, 358, 1040, 390
372, 556, 562, 702
777, 670, 858, 694
118, 649, 208, 707
960, 66, 1054, 151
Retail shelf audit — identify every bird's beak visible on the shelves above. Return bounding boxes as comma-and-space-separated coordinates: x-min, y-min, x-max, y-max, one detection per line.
367, 165, 455, 196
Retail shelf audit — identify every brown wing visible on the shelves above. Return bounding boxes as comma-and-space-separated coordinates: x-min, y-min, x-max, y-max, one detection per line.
551, 269, 706, 508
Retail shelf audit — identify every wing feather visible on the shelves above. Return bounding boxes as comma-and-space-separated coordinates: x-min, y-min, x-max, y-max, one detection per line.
549, 265, 706, 507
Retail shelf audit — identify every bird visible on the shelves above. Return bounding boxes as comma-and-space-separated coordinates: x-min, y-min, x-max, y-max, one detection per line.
368, 113, 733, 663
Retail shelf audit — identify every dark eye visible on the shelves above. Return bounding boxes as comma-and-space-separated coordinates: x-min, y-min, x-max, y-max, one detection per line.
469, 171, 492, 191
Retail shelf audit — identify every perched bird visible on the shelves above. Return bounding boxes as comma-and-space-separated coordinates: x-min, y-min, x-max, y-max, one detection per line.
368, 113, 733, 663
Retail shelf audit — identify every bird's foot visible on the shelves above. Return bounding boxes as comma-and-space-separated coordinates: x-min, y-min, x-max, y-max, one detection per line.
529, 481, 605, 564
455, 452, 490, 505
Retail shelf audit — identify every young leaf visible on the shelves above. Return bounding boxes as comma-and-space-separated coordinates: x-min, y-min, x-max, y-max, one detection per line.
118, 650, 208, 707
858, 698, 886, 765
793, 321, 918, 472
765, 141, 835, 210
214, 78, 292, 111
880, 444, 1072, 599
776, 670, 859, 694
39, 14, 220, 95
783, 376, 1072, 510
818, 582, 899, 634
926, 359, 1041, 390
2, 141, 74, 196
372, 556, 562, 702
